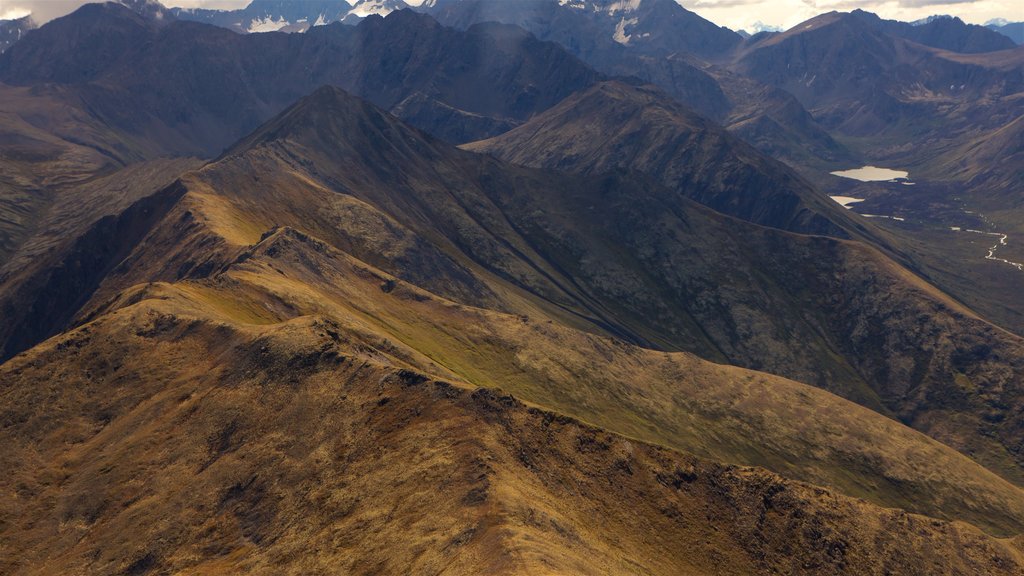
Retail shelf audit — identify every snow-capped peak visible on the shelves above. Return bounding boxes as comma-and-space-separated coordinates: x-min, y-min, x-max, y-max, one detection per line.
604, 0, 642, 15
248, 15, 291, 33
347, 0, 408, 19
744, 21, 782, 35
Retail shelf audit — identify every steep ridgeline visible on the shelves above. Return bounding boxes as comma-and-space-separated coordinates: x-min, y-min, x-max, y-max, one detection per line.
424, 0, 853, 169
0, 4, 600, 152
5, 87, 1024, 496
465, 81, 864, 238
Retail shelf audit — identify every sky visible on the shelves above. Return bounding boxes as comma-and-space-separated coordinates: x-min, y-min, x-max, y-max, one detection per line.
0, 0, 1018, 31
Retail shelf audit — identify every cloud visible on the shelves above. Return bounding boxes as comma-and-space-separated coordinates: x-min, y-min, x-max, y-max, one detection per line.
0, 0, 249, 23
0, 1, 89, 22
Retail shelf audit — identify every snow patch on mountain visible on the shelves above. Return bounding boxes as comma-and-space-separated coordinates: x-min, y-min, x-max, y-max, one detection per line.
613, 16, 638, 44
249, 15, 291, 33
744, 21, 782, 34
605, 0, 642, 14
349, 0, 404, 18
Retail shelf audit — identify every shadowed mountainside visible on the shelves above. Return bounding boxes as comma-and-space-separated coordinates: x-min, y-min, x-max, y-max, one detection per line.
425, 0, 854, 170
733, 11, 1023, 149
850, 10, 1016, 54
0, 4, 601, 152
465, 81, 864, 238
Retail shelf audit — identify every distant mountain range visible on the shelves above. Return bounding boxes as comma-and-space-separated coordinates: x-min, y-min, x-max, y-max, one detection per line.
0, 4, 600, 153
987, 19, 1024, 44
170, 0, 413, 33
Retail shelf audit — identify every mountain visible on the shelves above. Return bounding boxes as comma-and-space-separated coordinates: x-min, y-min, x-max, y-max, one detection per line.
426, 0, 742, 60
0, 15, 35, 54
463, 79, 1024, 482
0, 5, 601, 151
730, 9, 1024, 341
170, 0, 350, 33
744, 21, 783, 35
466, 81, 859, 238
851, 10, 1016, 53
3, 2, 1022, 486
423, 0, 851, 171
3, 89, 1024, 570
733, 11, 1023, 140
988, 20, 1024, 44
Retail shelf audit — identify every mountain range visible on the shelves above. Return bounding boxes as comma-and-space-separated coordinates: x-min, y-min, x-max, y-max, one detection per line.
170, 0, 414, 32
852, 10, 1016, 53
1, 1, 1023, 573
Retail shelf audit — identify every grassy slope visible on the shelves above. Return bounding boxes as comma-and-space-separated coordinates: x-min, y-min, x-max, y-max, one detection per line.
58, 179, 1024, 538
2, 270, 1024, 575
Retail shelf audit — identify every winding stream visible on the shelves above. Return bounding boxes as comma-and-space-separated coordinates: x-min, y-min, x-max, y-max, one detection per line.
952, 228, 1024, 271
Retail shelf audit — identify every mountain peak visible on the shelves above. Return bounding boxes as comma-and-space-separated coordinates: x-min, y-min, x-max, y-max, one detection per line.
0, 1, 156, 84
222, 84, 442, 167
848, 8, 1015, 52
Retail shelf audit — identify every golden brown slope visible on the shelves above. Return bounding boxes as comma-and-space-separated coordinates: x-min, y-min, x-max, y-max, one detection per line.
117, 226, 1024, 535
5, 86, 1024, 535
197, 87, 1024, 487
2, 268, 1024, 575
25, 200, 1024, 541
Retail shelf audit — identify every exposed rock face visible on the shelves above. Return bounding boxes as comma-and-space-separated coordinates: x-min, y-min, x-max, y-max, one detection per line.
427, 0, 742, 61
0, 15, 35, 54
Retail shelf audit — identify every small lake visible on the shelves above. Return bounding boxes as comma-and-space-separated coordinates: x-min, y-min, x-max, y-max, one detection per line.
830, 166, 910, 182
829, 196, 866, 208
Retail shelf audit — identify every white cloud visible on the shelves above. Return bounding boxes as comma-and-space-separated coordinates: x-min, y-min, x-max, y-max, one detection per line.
0, 0, 249, 23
